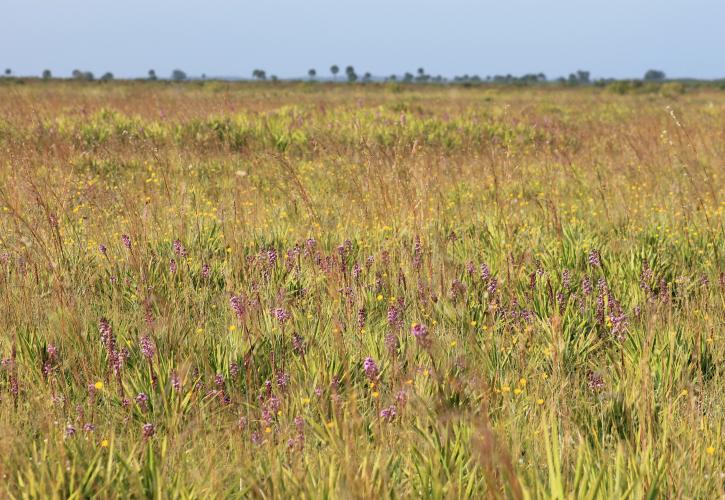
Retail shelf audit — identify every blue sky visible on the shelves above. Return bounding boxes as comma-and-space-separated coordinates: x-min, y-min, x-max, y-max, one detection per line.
2, 0, 724, 79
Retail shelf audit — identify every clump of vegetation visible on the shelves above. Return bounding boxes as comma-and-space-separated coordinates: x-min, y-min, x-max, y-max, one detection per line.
0, 81, 722, 497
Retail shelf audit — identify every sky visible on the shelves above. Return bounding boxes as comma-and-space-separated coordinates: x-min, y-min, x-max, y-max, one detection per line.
2, 0, 724, 80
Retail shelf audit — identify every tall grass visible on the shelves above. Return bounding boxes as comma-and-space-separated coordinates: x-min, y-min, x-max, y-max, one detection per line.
0, 80, 723, 498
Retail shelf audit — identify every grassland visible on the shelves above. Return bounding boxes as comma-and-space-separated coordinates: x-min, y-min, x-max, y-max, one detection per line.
0, 80, 723, 498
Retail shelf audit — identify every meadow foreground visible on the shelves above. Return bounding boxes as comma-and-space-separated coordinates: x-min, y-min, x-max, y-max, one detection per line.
0, 81, 723, 497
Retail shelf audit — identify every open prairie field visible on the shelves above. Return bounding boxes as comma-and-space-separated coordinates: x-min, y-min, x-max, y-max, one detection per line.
0, 81, 723, 497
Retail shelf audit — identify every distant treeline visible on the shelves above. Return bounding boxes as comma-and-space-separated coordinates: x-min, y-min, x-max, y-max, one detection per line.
2, 66, 724, 90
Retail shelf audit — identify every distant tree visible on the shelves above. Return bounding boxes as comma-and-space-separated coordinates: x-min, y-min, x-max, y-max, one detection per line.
270, 75, 278, 82
415, 67, 430, 83
252, 69, 267, 80
345, 65, 357, 82
403, 72, 414, 83
83, 71, 95, 81
171, 69, 187, 81
388, 74, 397, 81
330, 65, 339, 81
566, 70, 591, 85
148, 69, 157, 81
4, 68, 11, 76
518, 73, 544, 84
72, 69, 83, 79
308, 68, 316, 80
644, 69, 666, 81
201, 73, 206, 80
363, 72, 372, 82
42, 69, 52, 80
100, 72, 114, 81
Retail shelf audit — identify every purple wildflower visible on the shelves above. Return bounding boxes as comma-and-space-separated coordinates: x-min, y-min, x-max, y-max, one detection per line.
230, 295, 245, 320
587, 372, 605, 391
139, 335, 155, 360
411, 323, 431, 349
276, 371, 290, 390
413, 235, 423, 270
480, 263, 490, 282
250, 431, 262, 445
99, 318, 113, 345
582, 276, 592, 295
363, 357, 379, 381
173, 239, 187, 258
588, 249, 601, 268
379, 405, 397, 422
273, 307, 290, 324
465, 261, 475, 276
384, 332, 399, 355
562, 269, 571, 290
292, 332, 306, 356
267, 249, 277, 266
357, 308, 366, 329
396, 390, 408, 407
171, 371, 181, 392
142, 423, 155, 439
136, 392, 149, 411
294, 415, 305, 433
450, 279, 467, 301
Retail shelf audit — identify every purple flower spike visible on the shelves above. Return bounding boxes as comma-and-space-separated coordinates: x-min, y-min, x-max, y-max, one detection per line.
139, 335, 156, 360
411, 323, 431, 349
142, 423, 155, 439
380, 405, 397, 422
363, 357, 379, 381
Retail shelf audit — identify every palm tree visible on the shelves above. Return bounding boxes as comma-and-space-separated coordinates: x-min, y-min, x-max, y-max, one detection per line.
4, 68, 11, 76
42, 69, 52, 80
330, 65, 339, 81
148, 69, 157, 81
308, 69, 316, 80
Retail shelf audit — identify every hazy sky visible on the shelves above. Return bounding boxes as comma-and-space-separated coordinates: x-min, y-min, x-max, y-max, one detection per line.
2, 0, 724, 80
